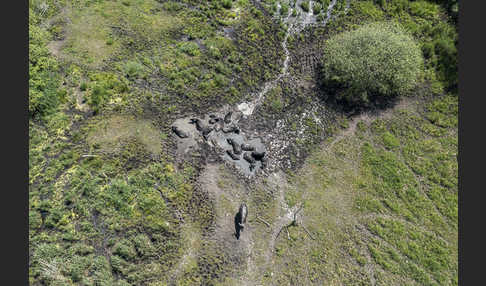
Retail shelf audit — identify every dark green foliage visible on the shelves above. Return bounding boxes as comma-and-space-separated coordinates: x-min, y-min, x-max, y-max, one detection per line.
322, 21, 424, 106
29, 9, 62, 118
86, 72, 129, 114
280, 3, 289, 15
326, 0, 457, 93
313, 2, 322, 14
300, 1, 309, 12
221, 0, 232, 9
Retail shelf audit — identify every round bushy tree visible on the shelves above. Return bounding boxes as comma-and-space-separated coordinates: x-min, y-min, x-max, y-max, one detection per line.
321, 21, 424, 106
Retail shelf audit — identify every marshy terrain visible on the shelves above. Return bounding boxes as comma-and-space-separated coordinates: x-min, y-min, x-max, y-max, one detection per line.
29, 0, 457, 285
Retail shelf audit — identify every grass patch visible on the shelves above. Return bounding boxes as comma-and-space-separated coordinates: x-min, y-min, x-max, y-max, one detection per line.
271, 95, 457, 285
86, 115, 163, 156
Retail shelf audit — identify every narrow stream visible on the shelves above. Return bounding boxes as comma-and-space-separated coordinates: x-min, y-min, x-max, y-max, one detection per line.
237, 0, 338, 118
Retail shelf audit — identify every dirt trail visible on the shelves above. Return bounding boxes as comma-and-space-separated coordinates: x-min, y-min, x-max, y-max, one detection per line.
198, 164, 257, 285
328, 97, 418, 150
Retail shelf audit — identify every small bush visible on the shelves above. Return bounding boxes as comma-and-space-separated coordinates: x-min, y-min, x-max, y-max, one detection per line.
300, 1, 309, 12
221, 0, 232, 9
80, 82, 88, 91
123, 61, 144, 78
280, 3, 289, 15
321, 22, 424, 106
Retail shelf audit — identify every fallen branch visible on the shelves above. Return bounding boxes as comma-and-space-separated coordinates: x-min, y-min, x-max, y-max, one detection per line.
285, 227, 290, 240
275, 225, 285, 241
256, 216, 271, 228
81, 154, 98, 158
302, 224, 316, 240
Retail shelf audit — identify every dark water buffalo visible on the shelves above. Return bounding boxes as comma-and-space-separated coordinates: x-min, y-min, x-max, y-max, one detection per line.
251, 151, 266, 161
241, 143, 255, 151
260, 156, 268, 169
243, 152, 257, 171
234, 203, 248, 240
227, 138, 242, 155
224, 111, 233, 124
222, 125, 240, 134
243, 152, 256, 164
189, 118, 204, 131
171, 126, 189, 138
201, 125, 214, 140
226, 149, 240, 160
209, 117, 222, 124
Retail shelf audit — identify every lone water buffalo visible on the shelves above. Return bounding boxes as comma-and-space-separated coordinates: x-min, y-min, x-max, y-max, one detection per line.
226, 149, 240, 160
171, 126, 189, 138
243, 152, 256, 171
241, 143, 255, 151
251, 151, 266, 161
222, 125, 240, 134
227, 138, 242, 155
224, 111, 233, 124
234, 203, 248, 240
189, 118, 204, 131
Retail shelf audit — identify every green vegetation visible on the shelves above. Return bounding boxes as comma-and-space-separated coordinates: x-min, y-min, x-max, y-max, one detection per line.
313, 3, 322, 15
29, 0, 287, 283
29, 0, 457, 284
29, 9, 63, 118
321, 21, 424, 106
325, 0, 458, 93
300, 1, 310, 12
271, 95, 457, 285
280, 3, 289, 16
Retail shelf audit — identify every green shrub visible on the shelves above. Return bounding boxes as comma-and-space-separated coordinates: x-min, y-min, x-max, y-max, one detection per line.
80, 82, 88, 91
280, 3, 289, 15
221, 0, 232, 9
313, 3, 322, 14
321, 21, 424, 106
300, 1, 309, 12
29, 11, 62, 118
123, 61, 145, 78
113, 240, 137, 261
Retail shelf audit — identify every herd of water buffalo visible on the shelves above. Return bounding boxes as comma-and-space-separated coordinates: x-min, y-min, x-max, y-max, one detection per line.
172, 112, 257, 239
172, 111, 267, 170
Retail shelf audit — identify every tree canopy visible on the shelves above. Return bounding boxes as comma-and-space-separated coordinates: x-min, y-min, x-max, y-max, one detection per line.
321, 21, 424, 106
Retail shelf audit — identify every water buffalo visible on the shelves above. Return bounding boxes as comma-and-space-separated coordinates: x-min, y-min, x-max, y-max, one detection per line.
171, 126, 189, 138
209, 117, 222, 124
201, 125, 214, 140
243, 152, 257, 171
227, 138, 242, 155
251, 151, 266, 161
226, 149, 240, 160
241, 143, 255, 151
234, 203, 248, 240
189, 118, 204, 131
224, 111, 233, 124
222, 125, 240, 134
